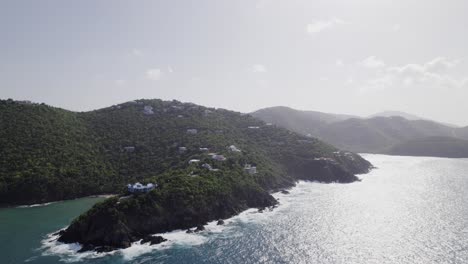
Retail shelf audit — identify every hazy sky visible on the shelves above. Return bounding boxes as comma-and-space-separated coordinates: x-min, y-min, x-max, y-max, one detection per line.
1, 0, 468, 125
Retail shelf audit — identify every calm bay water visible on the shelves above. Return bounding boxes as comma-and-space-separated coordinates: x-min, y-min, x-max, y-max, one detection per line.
2, 154, 468, 263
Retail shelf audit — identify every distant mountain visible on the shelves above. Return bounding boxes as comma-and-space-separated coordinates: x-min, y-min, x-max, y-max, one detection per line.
252, 106, 468, 156
369, 111, 426, 121
252, 106, 357, 136
387, 136, 468, 158
370, 110, 459, 128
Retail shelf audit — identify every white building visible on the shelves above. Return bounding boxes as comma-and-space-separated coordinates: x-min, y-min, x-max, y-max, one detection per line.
244, 164, 257, 175
143, 105, 154, 115
212, 155, 226, 161
179, 147, 187, 154
187, 129, 198, 134
127, 182, 156, 193
199, 147, 209, 152
189, 159, 201, 164
228, 145, 241, 152
124, 146, 135, 152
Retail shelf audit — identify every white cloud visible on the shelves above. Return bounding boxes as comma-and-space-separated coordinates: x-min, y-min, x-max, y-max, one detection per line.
306, 18, 346, 34
423, 57, 459, 73
131, 49, 143, 57
146, 68, 162, 80
255, 0, 270, 9
360, 56, 386, 68
359, 57, 464, 92
168, 66, 174, 73
391, 24, 401, 32
336, 59, 344, 67
114, 80, 126, 86
252, 64, 267, 73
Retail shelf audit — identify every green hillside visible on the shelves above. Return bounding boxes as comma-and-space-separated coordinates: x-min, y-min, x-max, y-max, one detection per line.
0, 99, 371, 206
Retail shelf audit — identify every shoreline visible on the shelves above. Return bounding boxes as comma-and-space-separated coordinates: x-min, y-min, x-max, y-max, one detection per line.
1, 194, 117, 209
42, 187, 293, 260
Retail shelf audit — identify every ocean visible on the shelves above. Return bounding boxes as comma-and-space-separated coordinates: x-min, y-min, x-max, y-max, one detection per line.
2, 154, 468, 264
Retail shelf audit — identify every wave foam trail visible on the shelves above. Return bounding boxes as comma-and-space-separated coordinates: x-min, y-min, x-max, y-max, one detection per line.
39, 183, 310, 262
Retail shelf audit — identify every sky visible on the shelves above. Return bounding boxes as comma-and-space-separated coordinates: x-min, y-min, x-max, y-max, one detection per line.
1, 0, 468, 125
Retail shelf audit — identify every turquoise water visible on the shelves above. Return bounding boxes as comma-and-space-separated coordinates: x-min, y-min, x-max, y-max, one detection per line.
0, 197, 105, 264
2, 154, 468, 263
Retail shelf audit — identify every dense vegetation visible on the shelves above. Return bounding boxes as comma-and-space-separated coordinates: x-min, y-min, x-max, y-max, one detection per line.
253, 106, 468, 155
1, 99, 370, 206
1, 99, 372, 250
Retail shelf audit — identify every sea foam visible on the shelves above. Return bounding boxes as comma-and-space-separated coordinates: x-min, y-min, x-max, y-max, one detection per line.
39, 184, 306, 262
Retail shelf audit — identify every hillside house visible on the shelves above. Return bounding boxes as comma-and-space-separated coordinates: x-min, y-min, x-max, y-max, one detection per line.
127, 182, 156, 193
228, 145, 241, 152
202, 163, 219, 172
124, 146, 135, 152
189, 159, 201, 164
179, 147, 187, 154
212, 155, 226, 161
143, 105, 154, 115
244, 164, 257, 175
199, 147, 209, 152
187, 129, 198, 134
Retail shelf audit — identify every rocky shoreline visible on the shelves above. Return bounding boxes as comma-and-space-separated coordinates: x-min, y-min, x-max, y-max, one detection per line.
57, 155, 372, 253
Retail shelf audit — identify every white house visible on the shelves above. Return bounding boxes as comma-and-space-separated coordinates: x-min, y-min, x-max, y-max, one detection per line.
189, 159, 201, 164
228, 145, 241, 152
143, 105, 154, 115
187, 129, 198, 134
124, 146, 135, 152
202, 163, 219, 172
127, 182, 156, 193
199, 147, 209, 152
212, 155, 226, 161
244, 164, 257, 175
179, 147, 187, 154
248, 126, 260, 129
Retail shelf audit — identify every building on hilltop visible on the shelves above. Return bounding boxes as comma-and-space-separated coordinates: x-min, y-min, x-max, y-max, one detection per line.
143, 105, 154, 115
127, 182, 156, 193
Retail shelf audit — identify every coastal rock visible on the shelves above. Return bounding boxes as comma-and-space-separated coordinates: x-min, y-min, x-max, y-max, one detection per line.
141, 235, 167, 245
194, 225, 205, 232
77, 244, 95, 253
186, 229, 194, 234
95, 246, 115, 253
53, 229, 66, 236
280, 190, 290, 194
217, 220, 225, 225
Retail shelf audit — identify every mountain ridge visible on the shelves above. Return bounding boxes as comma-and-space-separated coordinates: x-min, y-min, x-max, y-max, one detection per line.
252, 106, 468, 157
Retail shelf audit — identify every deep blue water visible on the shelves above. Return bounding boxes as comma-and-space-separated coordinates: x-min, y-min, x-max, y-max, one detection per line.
2, 154, 468, 263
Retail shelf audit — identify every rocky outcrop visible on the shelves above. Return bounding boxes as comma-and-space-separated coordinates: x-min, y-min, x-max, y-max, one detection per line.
58, 144, 372, 253
141, 235, 167, 245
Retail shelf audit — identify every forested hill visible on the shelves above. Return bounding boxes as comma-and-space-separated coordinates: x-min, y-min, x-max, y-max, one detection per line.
0, 99, 371, 206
